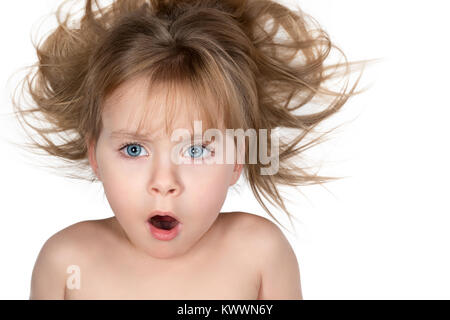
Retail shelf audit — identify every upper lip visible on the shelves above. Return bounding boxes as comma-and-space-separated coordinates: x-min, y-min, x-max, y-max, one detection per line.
147, 210, 180, 222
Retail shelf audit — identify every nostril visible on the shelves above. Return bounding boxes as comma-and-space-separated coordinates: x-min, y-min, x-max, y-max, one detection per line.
149, 184, 179, 195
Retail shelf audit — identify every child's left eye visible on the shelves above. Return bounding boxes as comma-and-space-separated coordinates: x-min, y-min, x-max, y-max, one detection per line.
184, 144, 213, 159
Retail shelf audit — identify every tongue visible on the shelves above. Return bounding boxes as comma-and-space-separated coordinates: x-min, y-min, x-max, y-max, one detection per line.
151, 215, 178, 230
158, 220, 176, 230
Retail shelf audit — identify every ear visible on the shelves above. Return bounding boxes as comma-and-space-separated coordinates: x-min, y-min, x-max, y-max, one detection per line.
230, 163, 243, 186
229, 141, 245, 186
86, 137, 101, 181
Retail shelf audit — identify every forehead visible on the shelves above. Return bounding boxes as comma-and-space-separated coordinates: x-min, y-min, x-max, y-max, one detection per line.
101, 76, 223, 138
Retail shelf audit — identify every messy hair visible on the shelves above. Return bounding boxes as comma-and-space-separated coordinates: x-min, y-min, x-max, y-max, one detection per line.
10, 0, 377, 230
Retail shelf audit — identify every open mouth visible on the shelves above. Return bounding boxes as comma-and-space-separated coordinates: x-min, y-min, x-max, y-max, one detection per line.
149, 215, 179, 231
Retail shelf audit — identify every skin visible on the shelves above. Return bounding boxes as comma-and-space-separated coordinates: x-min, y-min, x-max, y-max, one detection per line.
29, 77, 303, 299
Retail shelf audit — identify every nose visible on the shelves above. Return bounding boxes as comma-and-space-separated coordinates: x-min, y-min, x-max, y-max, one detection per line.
149, 182, 180, 197
147, 162, 182, 197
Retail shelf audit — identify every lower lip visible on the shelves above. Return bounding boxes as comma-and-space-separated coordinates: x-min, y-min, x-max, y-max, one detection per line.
148, 221, 181, 241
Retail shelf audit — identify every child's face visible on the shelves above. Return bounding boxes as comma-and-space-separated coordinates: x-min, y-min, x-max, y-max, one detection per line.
87, 77, 242, 259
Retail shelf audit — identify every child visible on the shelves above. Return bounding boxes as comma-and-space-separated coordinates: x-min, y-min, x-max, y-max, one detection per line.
11, 0, 372, 299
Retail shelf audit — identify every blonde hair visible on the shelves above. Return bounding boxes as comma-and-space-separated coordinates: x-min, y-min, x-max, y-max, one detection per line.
10, 0, 377, 229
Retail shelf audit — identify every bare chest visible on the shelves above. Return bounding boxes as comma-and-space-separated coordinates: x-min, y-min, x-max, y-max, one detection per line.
64, 244, 260, 299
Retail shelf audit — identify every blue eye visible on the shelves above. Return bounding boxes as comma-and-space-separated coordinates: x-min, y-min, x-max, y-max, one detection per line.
185, 144, 211, 159
120, 143, 148, 158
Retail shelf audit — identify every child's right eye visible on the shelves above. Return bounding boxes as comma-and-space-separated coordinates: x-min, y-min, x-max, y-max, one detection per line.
119, 143, 149, 159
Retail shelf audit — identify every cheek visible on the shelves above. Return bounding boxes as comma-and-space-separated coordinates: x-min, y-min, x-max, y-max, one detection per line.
182, 164, 234, 212
96, 147, 145, 217
101, 169, 138, 220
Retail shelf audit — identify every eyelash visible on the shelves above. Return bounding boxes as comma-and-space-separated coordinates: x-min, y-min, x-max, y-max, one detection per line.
118, 141, 215, 160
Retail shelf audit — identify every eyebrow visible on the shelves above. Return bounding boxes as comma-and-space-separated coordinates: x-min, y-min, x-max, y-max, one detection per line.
110, 130, 206, 142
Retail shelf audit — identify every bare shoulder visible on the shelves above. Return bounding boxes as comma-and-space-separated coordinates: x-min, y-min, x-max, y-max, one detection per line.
219, 211, 287, 246
29, 218, 113, 299
38, 218, 113, 255
219, 211, 302, 299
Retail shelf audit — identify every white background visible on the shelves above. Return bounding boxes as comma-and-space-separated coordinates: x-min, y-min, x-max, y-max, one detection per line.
1, 0, 449, 299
